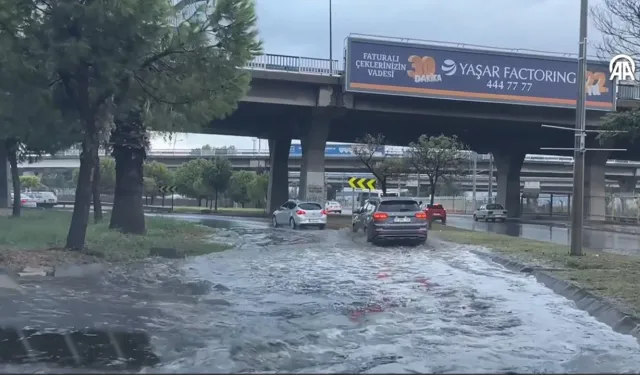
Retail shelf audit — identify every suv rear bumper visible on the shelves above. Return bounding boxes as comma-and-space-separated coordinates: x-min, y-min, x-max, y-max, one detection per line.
372, 227, 428, 241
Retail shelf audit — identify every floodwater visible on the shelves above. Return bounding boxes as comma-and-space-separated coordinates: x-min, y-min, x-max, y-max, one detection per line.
1, 215, 639, 373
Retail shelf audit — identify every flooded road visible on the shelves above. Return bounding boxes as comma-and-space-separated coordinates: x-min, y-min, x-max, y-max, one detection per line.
2, 215, 640, 373
447, 215, 640, 255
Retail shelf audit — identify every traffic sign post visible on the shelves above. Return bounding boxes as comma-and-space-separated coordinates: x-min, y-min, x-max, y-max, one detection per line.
158, 185, 177, 212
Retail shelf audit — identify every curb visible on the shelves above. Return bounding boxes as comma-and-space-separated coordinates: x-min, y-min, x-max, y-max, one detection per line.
470, 249, 640, 341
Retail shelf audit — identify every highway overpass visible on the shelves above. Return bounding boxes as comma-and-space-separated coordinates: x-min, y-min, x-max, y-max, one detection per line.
302, 172, 625, 195
20, 148, 640, 185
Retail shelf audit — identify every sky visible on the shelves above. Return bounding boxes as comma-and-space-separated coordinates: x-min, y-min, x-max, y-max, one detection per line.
150, 0, 609, 152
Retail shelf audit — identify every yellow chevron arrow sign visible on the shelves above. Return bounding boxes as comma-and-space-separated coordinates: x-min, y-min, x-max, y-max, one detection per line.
348, 177, 376, 190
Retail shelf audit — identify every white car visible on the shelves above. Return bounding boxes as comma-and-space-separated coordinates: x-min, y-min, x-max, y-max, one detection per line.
473, 203, 507, 222
28, 191, 58, 207
272, 200, 327, 230
10, 193, 38, 208
325, 200, 342, 214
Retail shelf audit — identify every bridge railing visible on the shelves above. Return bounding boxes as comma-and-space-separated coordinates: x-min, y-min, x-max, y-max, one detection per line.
247, 54, 341, 76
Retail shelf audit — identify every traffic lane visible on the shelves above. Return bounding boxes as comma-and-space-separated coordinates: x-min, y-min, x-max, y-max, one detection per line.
446, 215, 640, 255
154, 217, 640, 373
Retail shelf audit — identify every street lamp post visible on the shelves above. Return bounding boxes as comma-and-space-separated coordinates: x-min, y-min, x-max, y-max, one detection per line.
569, 0, 589, 256
329, 0, 333, 74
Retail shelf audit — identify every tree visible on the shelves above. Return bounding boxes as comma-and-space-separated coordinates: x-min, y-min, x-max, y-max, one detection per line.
0, 7, 76, 217
143, 161, 173, 204
408, 134, 470, 206
174, 159, 211, 202
190, 144, 212, 155
352, 133, 407, 194
142, 177, 157, 200
201, 157, 233, 211
107, 0, 261, 235
72, 158, 116, 196
228, 170, 255, 207
248, 173, 269, 208
592, 1, 640, 142
19, 176, 41, 190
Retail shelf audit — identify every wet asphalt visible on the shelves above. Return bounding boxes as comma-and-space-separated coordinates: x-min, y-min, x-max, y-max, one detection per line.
446, 215, 640, 255
2, 214, 640, 373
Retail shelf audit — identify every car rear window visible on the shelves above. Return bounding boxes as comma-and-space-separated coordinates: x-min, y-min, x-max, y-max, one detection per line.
428, 204, 444, 210
299, 203, 322, 210
486, 204, 504, 210
378, 200, 420, 212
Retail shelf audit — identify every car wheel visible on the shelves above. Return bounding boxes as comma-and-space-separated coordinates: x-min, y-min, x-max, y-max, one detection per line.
500, 218, 506, 223
364, 227, 372, 242
337, 210, 342, 214
441, 219, 446, 225
318, 224, 326, 230
272, 216, 278, 227
289, 217, 297, 230
473, 215, 478, 222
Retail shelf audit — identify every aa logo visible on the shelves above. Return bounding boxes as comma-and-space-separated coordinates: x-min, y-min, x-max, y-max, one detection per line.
407, 55, 442, 83
585, 71, 609, 96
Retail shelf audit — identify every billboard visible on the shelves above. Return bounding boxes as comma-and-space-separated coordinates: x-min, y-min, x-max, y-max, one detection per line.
344, 37, 615, 111
289, 144, 384, 156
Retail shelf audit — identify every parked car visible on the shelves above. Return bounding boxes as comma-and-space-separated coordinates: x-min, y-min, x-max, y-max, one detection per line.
10, 193, 38, 208
423, 203, 447, 224
272, 200, 327, 230
352, 197, 428, 246
473, 203, 507, 222
28, 191, 58, 208
325, 200, 342, 214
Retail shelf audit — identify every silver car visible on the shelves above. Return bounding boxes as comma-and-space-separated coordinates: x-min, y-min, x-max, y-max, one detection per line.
272, 200, 327, 230
352, 197, 428, 245
473, 203, 507, 222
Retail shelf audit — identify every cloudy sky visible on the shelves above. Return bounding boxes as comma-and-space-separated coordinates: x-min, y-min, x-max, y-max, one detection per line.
151, 0, 608, 152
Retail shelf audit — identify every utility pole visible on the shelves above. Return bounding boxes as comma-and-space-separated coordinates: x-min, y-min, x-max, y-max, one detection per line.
569, 0, 589, 256
540, 0, 626, 256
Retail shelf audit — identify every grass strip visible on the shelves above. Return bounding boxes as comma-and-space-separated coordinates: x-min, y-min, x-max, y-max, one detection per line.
0, 210, 230, 271
431, 223, 640, 316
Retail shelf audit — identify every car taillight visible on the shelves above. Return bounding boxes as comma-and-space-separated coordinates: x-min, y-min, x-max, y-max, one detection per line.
321, 210, 327, 215
296, 210, 306, 215
372, 212, 388, 221
415, 212, 427, 219
20, 199, 26, 204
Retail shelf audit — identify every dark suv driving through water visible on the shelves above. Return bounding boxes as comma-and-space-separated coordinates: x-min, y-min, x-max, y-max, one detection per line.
352, 197, 428, 246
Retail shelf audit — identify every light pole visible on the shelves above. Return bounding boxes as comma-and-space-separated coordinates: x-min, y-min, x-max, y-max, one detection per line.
329, 0, 333, 74
569, 0, 589, 256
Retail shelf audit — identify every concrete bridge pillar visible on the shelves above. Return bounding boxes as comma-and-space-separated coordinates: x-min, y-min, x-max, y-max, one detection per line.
267, 136, 292, 214
299, 113, 330, 205
616, 176, 637, 193
0, 142, 9, 209
493, 149, 526, 218
584, 151, 609, 221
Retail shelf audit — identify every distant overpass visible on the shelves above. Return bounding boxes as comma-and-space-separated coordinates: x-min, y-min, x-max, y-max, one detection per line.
303, 172, 626, 195
20, 148, 640, 182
